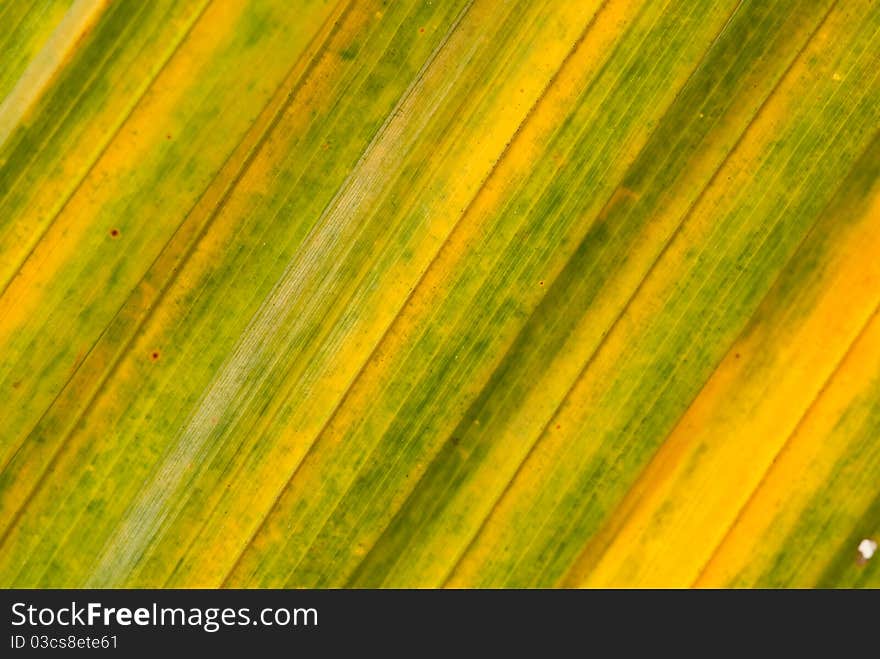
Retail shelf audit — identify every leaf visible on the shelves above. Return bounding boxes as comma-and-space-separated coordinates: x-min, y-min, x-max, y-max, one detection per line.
0, 0, 878, 588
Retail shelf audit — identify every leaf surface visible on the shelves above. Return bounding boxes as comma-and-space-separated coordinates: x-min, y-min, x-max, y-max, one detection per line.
0, 0, 878, 587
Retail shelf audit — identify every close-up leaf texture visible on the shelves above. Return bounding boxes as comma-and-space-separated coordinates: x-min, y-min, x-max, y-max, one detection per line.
1, 0, 879, 588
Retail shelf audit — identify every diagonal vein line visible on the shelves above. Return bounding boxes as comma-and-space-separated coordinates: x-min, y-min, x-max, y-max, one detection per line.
442, 0, 842, 587
437, 0, 780, 588
218, 0, 612, 587
0, 0, 111, 148
280, 0, 736, 587
342, 0, 665, 587
373, 0, 774, 588
155, 0, 401, 586
690, 162, 880, 587
300, 0, 639, 587
28, 0, 368, 587
54, 3, 430, 588
540, 2, 875, 588
0, 0, 212, 531
301, 0, 699, 588
0, 0, 355, 553
694, 300, 880, 587
0, 0, 152, 203
524, 0, 871, 587
164, 0, 480, 586
0, 0, 212, 300
218, 0, 486, 587
565, 14, 879, 589
91, 0, 478, 588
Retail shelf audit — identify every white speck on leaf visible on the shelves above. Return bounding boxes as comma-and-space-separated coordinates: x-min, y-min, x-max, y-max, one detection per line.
857, 538, 877, 560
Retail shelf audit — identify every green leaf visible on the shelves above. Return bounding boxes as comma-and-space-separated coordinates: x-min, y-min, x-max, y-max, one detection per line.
1, 0, 878, 588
